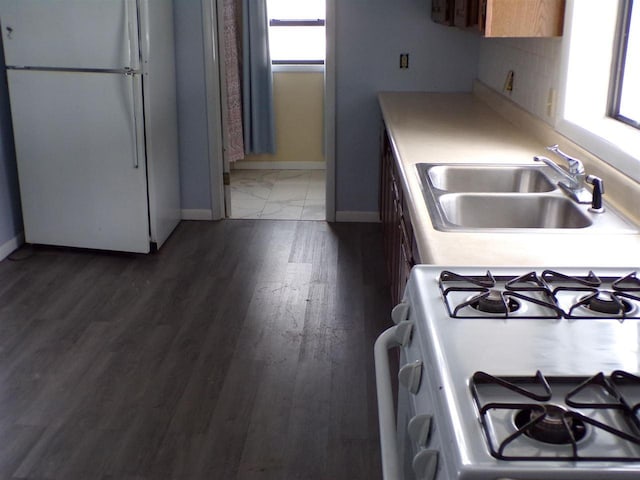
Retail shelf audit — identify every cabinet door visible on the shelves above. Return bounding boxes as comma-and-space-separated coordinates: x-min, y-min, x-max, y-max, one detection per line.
454, 0, 479, 28
431, 0, 453, 25
482, 0, 565, 37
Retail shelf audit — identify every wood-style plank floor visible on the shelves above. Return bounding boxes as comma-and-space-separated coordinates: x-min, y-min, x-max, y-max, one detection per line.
0, 220, 391, 480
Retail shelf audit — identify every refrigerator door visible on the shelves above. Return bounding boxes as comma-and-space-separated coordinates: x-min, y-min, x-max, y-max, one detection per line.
7, 69, 150, 253
0, 0, 139, 70
139, 0, 181, 248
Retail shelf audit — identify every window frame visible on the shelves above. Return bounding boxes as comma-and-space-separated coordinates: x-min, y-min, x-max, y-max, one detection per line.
268, 18, 326, 65
610, 0, 640, 130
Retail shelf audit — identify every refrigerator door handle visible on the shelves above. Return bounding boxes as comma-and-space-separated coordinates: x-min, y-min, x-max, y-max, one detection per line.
127, 73, 142, 169
124, 0, 140, 70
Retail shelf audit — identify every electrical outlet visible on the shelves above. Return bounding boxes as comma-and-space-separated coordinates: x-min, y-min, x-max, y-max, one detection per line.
547, 88, 557, 117
503, 70, 514, 93
400, 53, 409, 69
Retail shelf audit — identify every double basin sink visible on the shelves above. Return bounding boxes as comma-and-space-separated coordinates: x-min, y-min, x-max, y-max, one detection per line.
416, 163, 637, 232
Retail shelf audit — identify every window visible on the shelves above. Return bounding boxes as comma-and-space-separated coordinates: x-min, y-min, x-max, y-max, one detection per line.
557, 0, 640, 182
267, 0, 325, 65
612, 0, 640, 129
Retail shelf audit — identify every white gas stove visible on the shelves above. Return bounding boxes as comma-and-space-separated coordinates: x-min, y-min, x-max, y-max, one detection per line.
375, 266, 640, 480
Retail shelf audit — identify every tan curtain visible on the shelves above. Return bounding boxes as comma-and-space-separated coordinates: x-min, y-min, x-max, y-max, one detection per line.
222, 0, 245, 162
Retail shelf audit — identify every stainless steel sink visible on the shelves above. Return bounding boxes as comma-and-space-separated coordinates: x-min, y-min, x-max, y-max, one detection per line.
438, 194, 591, 229
425, 164, 555, 193
416, 163, 638, 233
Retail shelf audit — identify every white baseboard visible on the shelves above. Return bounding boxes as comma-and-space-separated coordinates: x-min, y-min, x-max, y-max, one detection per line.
181, 209, 213, 221
335, 211, 380, 223
232, 161, 326, 170
0, 231, 25, 261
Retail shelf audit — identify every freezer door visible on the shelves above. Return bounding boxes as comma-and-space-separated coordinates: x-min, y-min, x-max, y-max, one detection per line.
0, 0, 139, 70
7, 69, 151, 253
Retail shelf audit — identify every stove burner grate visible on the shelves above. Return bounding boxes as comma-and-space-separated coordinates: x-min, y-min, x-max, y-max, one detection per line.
439, 270, 563, 319
541, 270, 640, 319
439, 270, 640, 320
471, 370, 640, 461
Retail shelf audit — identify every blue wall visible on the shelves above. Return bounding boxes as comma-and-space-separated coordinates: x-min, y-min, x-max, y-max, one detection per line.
173, 0, 213, 212
172, 0, 481, 215
335, 0, 480, 213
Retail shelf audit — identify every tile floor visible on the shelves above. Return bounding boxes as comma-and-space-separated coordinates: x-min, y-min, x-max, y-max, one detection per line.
229, 169, 325, 220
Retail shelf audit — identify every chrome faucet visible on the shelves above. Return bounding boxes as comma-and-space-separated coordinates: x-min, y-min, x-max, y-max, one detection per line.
534, 145, 591, 204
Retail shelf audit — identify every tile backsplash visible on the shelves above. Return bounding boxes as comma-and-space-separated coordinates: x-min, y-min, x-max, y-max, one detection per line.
477, 38, 562, 124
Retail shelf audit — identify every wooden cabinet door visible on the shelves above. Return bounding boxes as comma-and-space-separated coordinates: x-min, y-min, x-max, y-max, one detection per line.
482, 0, 565, 37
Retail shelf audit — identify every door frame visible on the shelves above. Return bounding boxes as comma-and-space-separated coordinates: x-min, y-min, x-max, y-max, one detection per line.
201, 0, 336, 222
324, 0, 336, 221
201, 0, 226, 220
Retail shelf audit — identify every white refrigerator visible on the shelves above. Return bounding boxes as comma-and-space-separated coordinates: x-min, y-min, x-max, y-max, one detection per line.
0, 0, 181, 253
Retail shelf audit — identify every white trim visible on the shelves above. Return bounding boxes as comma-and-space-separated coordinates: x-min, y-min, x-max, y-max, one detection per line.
202, 0, 226, 220
181, 209, 213, 220
0, 232, 24, 261
272, 64, 324, 73
335, 211, 380, 223
324, 0, 336, 222
232, 161, 325, 170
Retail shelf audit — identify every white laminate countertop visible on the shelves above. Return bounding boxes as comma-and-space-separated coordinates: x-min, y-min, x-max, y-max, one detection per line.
378, 90, 640, 267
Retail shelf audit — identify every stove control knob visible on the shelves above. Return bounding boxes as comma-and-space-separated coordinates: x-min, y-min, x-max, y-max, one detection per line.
408, 414, 432, 447
413, 449, 438, 480
399, 360, 423, 394
391, 302, 410, 324
394, 321, 413, 347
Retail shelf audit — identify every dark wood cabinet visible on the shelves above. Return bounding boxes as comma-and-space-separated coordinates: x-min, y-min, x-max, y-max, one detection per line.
431, 0, 453, 25
454, 0, 479, 28
380, 128, 418, 306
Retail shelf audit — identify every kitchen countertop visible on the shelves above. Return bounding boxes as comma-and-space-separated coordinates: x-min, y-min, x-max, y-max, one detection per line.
378, 87, 640, 267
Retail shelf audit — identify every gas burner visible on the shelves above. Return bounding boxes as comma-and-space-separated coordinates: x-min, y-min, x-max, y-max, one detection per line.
580, 291, 634, 315
471, 289, 520, 314
514, 404, 587, 445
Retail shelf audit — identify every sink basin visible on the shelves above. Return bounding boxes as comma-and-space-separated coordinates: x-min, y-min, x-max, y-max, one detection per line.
416, 163, 638, 233
421, 164, 555, 193
438, 194, 592, 229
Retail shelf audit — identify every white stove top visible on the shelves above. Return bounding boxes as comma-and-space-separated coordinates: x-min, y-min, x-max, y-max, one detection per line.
405, 265, 640, 479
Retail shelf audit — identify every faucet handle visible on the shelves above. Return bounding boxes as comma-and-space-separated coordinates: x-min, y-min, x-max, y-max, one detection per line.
586, 175, 605, 213
546, 145, 585, 175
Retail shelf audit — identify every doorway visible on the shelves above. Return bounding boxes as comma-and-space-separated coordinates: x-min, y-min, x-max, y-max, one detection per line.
202, 0, 335, 222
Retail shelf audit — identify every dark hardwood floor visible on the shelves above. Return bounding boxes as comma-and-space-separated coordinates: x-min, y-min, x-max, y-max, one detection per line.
0, 220, 391, 480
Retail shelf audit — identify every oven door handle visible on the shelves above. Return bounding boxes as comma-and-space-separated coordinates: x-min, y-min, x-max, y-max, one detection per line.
374, 324, 404, 480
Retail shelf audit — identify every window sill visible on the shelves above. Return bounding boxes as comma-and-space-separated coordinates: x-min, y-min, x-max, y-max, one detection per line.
556, 116, 640, 181
272, 64, 324, 73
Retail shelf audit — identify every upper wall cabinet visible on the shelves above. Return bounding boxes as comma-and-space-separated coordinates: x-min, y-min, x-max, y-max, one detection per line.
454, 0, 479, 28
432, 0, 565, 38
431, 0, 453, 25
